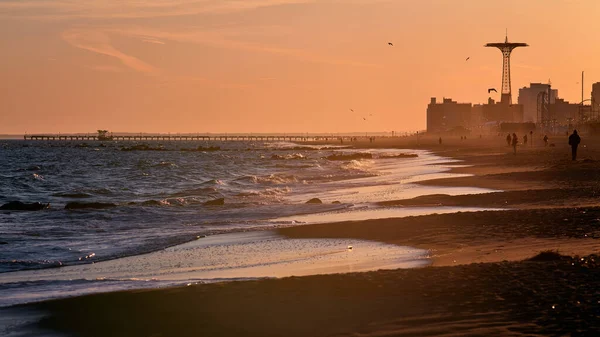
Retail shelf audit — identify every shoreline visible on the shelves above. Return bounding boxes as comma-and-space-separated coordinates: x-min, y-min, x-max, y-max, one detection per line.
11, 136, 600, 336
0, 147, 495, 308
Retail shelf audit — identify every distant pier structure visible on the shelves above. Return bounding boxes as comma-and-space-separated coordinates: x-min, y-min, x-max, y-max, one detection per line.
23, 130, 398, 142
485, 34, 528, 105
23, 134, 336, 142
22, 130, 375, 142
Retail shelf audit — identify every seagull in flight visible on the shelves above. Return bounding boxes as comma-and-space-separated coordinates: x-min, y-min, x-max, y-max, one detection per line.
363, 117, 367, 121
350, 109, 354, 112
488, 88, 497, 93
465, 57, 470, 61
388, 42, 393, 46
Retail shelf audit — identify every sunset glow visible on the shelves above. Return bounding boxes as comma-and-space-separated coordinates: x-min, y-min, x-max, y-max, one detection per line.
1, 0, 599, 133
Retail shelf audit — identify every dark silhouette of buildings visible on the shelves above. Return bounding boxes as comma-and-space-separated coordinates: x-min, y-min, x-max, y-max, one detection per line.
592, 82, 600, 117
425, 35, 600, 134
481, 97, 524, 123
427, 96, 524, 133
518, 83, 557, 123
548, 98, 579, 126
427, 98, 472, 132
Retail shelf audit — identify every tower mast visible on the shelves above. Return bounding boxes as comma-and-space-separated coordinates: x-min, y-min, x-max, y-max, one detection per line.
485, 34, 528, 105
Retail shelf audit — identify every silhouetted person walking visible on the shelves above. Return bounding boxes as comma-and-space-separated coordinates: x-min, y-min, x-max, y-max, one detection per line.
523, 134, 528, 145
511, 133, 518, 155
568, 130, 581, 161
543, 134, 549, 147
506, 133, 511, 146
530, 131, 533, 146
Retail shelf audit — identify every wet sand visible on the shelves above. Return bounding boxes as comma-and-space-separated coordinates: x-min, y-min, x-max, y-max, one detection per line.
30, 255, 600, 337
20, 135, 600, 336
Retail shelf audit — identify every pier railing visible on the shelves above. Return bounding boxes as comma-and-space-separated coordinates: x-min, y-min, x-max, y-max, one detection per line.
22, 134, 367, 142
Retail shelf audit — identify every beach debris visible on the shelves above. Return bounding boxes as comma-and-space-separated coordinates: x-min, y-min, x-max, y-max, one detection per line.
347, 245, 353, 250
305, 198, 323, 204
204, 198, 225, 206
528, 250, 564, 262
0, 201, 49, 211
79, 253, 96, 261
332, 201, 341, 204
65, 202, 117, 210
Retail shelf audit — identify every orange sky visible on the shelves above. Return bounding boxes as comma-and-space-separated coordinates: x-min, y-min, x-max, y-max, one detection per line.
1, 0, 599, 134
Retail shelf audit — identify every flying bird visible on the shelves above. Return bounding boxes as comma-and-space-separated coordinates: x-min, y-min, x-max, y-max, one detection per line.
388, 42, 393, 46
363, 117, 367, 121
488, 88, 497, 93
350, 109, 354, 112
465, 57, 470, 61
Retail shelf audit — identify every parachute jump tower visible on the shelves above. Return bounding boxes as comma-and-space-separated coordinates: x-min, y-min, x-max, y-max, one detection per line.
485, 34, 528, 105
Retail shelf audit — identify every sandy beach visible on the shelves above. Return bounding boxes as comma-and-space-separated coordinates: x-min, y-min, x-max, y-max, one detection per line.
15, 135, 600, 336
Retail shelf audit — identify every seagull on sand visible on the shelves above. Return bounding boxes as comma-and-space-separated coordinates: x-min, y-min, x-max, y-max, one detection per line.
488, 88, 497, 93
388, 42, 393, 46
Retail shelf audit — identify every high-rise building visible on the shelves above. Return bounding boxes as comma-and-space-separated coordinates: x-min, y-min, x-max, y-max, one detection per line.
592, 82, 600, 117
426, 97, 472, 132
518, 83, 558, 123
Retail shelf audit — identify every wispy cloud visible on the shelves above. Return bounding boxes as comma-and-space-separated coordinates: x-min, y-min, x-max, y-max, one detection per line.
62, 29, 159, 75
0, 0, 314, 20
108, 26, 380, 68
142, 39, 166, 45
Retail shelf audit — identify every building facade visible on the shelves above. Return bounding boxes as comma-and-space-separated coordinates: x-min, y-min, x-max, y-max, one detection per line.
592, 82, 600, 118
548, 98, 579, 125
517, 83, 557, 123
481, 98, 524, 123
426, 97, 472, 133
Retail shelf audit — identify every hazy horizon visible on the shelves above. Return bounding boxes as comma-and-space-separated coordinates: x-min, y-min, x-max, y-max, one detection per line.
2, 0, 599, 133
1, 130, 416, 139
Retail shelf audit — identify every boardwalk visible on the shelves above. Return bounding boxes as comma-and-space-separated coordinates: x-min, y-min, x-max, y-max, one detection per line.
23, 134, 350, 142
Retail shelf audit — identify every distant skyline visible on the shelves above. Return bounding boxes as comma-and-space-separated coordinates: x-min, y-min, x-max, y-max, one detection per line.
1, 0, 599, 133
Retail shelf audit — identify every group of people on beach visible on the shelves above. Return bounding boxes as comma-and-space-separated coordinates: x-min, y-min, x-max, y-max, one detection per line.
339, 137, 376, 144
505, 130, 581, 160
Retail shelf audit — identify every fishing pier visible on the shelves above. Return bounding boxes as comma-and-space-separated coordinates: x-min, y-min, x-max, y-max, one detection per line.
23, 134, 340, 142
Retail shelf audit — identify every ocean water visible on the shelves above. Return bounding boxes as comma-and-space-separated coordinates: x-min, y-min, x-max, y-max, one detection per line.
0, 140, 493, 310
